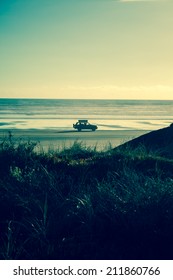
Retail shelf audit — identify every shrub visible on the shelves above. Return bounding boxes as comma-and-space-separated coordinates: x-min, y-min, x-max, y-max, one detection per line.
1, 136, 173, 259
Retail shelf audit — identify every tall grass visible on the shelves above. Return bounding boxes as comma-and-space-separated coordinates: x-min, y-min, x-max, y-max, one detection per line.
0, 134, 173, 259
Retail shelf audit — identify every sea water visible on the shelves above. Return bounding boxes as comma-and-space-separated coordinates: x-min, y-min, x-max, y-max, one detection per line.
0, 99, 172, 131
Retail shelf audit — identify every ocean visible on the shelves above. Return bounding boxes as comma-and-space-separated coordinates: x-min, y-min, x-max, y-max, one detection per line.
0, 98, 172, 131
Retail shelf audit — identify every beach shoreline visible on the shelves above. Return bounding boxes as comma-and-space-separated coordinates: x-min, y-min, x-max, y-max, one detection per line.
0, 128, 151, 150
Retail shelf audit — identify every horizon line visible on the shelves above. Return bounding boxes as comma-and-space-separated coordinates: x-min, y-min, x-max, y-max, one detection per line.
0, 97, 173, 101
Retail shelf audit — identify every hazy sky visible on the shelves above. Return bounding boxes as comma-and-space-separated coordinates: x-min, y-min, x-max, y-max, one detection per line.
0, 0, 173, 99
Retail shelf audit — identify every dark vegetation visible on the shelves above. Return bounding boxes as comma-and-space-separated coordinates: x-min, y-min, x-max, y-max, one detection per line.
117, 123, 173, 159
1, 132, 173, 260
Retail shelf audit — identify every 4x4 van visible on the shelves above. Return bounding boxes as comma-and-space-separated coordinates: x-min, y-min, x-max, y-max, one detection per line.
73, 120, 98, 132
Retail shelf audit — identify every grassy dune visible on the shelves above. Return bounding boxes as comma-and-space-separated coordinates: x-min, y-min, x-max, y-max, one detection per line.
1, 133, 173, 259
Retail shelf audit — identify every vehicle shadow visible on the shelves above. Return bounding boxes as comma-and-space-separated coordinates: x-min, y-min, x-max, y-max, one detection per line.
56, 130, 96, 133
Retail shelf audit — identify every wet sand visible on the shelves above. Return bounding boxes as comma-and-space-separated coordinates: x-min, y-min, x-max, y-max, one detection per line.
0, 129, 150, 151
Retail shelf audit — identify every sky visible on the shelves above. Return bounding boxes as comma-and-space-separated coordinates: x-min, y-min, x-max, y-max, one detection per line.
0, 0, 173, 99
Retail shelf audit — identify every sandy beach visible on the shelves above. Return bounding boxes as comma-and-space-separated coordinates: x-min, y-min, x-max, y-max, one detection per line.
0, 129, 150, 151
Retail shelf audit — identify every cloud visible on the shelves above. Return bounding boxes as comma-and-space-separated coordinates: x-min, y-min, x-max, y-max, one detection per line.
1, 84, 173, 99
60, 84, 173, 93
